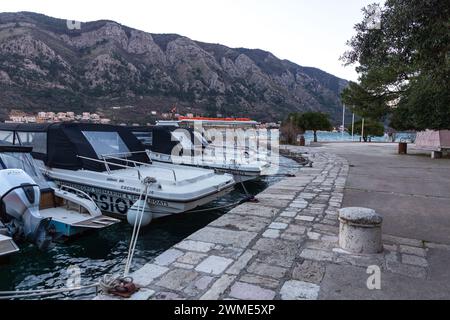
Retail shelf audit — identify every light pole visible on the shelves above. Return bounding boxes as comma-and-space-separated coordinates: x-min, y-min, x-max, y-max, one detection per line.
342, 104, 346, 140
351, 113, 355, 141
361, 118, 365, 142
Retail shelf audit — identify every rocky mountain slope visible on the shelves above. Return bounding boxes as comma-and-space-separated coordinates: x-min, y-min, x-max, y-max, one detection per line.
0, 12, 347, 123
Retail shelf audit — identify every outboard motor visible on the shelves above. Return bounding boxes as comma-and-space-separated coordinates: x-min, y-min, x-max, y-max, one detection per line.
0, 169, 52, 250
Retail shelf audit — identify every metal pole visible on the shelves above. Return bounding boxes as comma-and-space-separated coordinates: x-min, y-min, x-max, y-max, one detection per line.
342, 104, 346, 140
361, 118, 365, 142
351, 113, 355, 141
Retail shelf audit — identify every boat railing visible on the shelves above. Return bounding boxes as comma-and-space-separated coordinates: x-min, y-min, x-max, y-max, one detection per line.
77, 154, 177, 182
101, 151, 177, 182
76, 155, 144, 180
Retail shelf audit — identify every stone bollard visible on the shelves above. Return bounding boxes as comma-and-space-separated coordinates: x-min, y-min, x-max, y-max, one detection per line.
338, 207, 383, 254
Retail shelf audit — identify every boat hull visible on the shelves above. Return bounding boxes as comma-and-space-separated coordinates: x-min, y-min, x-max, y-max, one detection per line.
150, 154, 263, 183
51, 179, 234, 220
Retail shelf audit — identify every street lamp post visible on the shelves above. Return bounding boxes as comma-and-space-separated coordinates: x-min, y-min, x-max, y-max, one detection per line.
342, 104, 346, 140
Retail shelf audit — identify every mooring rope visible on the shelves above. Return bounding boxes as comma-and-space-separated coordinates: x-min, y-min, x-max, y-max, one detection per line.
124, 178, 151, 276
0, 284, 98, 300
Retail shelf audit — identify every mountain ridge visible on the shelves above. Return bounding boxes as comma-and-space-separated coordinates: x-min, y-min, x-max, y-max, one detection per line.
0, 11, 347, 123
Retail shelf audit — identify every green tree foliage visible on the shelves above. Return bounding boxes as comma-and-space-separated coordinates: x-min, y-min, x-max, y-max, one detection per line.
349, 119, 385, 142
282, 112, 333, 143
296, 112, 333, 143
341, 0, 450, 130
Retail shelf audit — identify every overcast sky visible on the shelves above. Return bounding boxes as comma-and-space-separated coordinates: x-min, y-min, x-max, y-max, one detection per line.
1, 0, 377, 81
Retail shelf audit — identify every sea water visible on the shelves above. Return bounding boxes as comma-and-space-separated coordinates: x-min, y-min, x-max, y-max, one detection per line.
302, 131, 415, 143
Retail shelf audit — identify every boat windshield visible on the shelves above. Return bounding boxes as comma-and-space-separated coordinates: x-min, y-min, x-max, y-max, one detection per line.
132, 131, 153, 147
82, 131, 131, 158
0, 131, 16, 145
0, 152, 52, 189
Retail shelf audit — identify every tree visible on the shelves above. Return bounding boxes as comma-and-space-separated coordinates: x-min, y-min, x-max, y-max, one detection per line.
349, 119, 384, 142
281, 113, 301, 145
341, 0, 450, 131
296, 112, 333, 143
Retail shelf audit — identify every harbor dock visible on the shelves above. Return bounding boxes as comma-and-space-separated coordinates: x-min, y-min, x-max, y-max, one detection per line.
96, 143, 450, 300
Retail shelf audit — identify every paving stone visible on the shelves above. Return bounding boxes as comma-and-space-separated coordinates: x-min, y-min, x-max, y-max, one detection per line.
172, 262, 195, 270
93, 294, 121, 301
155, 268, 199, 291
281, 211, 297, 218
255, 198, 291, 209
239, 274, 280, 289
383, 244, 398, 252
229, 203, 279, 218
399, 245, 427, 257
151, 291, 185, 300
312, 223, 338, 235
195, 256, 234, 275
226, 250, 257, 275
247, 262, 288, 279
386, 261, 427, 279
194, 276, 215, 290
229, 282, 276, 300
130, 264, 169, 287
321, 235, 338, 243
210, 214, 271, 233
307, 231, 321, 240
153, 249, 184, 266
385, 251, 399, 263
285, 224, 307, 235
300, 249, 334, 262
424, 242, 450, 251
274, 217, 293, 224
335, 252, 384, 268
290, 202, 308, 209
257, 193, 296, 200
402, 254, 429, 267
281, 233, 301, 241
383, 234, 424, 248
188, 227, 257, 248
174, 240, 215, 253
253, 238, 300, 267
200, 275, 236, 300
209, 246, 244, 260
183, 275, 215, 297
280, 280, 320, 300
263, 229, 281, 239
269, 222, 288, 230
292, 260, 325, 284
296, 215, 315, 222
177, 252, 208, 265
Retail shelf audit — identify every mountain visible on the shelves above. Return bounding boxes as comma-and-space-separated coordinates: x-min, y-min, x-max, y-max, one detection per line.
0, 12, 348, 123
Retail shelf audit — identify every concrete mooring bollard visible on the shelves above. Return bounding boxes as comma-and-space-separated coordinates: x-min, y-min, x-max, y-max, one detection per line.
338, 207, 383, 254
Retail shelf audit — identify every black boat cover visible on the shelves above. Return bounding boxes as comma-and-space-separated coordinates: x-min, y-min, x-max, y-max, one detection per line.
128, 126, 207, 155
0, 123, 148, 172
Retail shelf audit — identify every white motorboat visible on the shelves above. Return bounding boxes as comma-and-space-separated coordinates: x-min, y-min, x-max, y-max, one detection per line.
0, 234, 19, 258
0, 124, 235, 220
0, 146, 119, 243
129, 126, 271, 182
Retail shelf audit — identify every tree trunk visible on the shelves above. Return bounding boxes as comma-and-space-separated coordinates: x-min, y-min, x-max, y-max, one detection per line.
313, 130, 318, 143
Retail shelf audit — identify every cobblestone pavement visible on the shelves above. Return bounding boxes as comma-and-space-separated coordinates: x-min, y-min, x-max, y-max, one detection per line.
96, 146, 450, 300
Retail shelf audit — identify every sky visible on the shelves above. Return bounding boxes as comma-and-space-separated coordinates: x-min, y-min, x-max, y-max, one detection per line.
1, 0, 377, 81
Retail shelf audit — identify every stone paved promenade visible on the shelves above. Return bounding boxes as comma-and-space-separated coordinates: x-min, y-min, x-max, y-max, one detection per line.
97, 144, 450, 300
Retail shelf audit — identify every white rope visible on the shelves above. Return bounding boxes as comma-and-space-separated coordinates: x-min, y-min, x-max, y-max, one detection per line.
124, 179, 151, 276
0, 284, 98, 300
